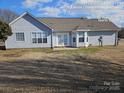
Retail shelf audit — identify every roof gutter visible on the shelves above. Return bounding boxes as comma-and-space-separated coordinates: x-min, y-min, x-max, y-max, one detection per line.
76, 29, 121, 32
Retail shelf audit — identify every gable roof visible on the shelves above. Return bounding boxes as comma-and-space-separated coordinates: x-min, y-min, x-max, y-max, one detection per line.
38, 18, 120, 32
10, 12, 120, 32
9, 12, 52, 30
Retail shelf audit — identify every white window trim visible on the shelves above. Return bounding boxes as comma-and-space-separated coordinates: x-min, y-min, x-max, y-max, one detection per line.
78, 32, 84, 43
31, 32, 48, 44
15, 32, 25, 42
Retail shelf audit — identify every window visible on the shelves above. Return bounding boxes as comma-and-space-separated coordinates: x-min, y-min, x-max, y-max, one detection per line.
58, 35, 63, 44
16, 33, 25, 41
79, 32, 84, 37
73, 37, 76, 42
43, 38, 47, 43
87, 37, 88, 42
32, 33, 37, 43
79, 37, 84, 42
43, 32, 47, 43
32, 32, 48, 44
64, 34, 68, 45
79, 32, 84, 42
37, 33, 42, 43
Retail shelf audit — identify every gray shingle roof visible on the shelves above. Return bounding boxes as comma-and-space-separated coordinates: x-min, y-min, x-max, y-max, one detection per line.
38, 18, 120, 32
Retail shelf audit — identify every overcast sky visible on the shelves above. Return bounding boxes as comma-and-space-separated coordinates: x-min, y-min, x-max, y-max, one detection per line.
0, 0, 124, 27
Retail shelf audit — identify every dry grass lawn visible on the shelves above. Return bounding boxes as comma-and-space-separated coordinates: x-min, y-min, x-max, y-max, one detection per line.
90, 39, 124, 65
0, 40, 124, 93
0, 47, 101, 62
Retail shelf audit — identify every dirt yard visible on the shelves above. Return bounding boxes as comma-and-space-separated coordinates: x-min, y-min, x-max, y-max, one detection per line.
0, 40, 124, 93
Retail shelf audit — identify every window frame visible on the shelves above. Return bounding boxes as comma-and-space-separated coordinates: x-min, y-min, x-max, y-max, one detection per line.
32, 32, 48, 44
79, 37, 84, 42
16, 32, 25, 42
78, 32, 84, 43
42, 32, 48, 43
32, 32, 37, 43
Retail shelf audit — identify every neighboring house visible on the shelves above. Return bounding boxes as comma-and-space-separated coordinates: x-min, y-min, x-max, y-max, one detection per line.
5, 12, 120, 49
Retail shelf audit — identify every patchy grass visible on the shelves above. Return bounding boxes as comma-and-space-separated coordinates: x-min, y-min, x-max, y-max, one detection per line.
0, 48, 52, 62
69, 47, 101, 54
0, 47, 102, 62
54, 47, 102, 56
0, 47, 101, 54
0, 48, 53, 54
0, 44, 123, 92
0, 55, 123, 93
24, 48, 53, 53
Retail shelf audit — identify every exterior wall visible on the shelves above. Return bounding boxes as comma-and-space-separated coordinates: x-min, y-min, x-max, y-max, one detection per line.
88, 31, 116, 46
5, 14, 52, 49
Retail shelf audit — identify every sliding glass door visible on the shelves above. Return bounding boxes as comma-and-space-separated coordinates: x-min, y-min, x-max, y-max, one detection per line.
58, 33, 69, 46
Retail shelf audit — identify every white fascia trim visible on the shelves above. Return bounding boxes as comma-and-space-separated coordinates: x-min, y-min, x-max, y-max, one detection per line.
77, 29, 121, 31
76, 29, 90, 31
9, 12, 27, 25
91, 29, 121, 31
53, 31, 72, 33
9, 12, 53, 30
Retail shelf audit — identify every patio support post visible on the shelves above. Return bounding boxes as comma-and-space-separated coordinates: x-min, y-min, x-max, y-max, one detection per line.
84, 31, 88, 47
76, 32, 79, 47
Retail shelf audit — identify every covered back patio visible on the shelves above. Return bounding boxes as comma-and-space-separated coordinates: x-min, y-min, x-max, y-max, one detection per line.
52, 31, 89, 48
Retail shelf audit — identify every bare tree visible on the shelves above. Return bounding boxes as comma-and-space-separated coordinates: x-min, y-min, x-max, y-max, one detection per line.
0, 9, 18, 23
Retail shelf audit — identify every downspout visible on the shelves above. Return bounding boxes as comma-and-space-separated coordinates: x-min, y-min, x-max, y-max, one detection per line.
115, 31, 118, 46
51, 29, 53, 49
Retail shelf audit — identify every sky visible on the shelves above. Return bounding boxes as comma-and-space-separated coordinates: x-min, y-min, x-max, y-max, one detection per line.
0, 0, 124, 27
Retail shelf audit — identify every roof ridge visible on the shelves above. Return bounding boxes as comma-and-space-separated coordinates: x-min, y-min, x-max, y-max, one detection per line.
37, 17, 94, 19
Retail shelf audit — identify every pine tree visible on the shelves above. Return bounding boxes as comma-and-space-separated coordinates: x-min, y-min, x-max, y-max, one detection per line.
0, 20, 12, 42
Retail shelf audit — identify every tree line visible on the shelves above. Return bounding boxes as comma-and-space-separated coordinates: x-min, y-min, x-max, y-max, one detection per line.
118, 28, 124, 38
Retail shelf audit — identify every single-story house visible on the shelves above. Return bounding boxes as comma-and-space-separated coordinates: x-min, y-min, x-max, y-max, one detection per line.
5, 12, 120, 49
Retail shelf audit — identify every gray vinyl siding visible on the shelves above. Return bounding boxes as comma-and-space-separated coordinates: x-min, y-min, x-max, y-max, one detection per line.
5, 14, 52, 49
88, 31, 116, 46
